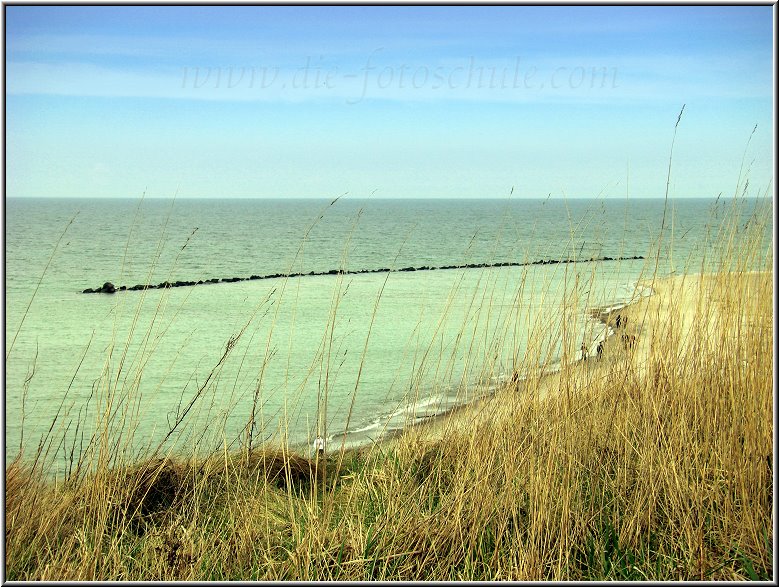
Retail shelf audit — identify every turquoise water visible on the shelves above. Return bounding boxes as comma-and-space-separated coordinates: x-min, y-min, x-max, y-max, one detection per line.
4, 197, 770, 474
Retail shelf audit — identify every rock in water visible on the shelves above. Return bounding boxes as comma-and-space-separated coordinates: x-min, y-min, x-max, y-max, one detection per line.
100, 282, 116, 294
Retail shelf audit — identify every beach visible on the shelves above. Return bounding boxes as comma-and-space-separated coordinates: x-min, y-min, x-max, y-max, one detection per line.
391, 270, 772, 447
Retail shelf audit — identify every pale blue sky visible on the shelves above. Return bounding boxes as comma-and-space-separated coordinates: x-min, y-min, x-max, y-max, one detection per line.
4, 5, 774, 198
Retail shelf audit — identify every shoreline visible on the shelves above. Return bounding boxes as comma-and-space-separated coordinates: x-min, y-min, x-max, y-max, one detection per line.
359, 277, 656, 450
367, 269, 770, 452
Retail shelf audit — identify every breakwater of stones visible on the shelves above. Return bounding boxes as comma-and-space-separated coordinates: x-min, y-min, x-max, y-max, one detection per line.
82, 255, 645, 294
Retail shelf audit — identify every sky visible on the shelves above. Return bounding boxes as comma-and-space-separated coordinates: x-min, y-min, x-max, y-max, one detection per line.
4, 5, 774, 199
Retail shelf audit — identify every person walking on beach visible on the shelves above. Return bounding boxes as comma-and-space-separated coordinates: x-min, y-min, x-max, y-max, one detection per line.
596, 340, 604, 359
313, 436, 325, 458
581, 343, 589, 361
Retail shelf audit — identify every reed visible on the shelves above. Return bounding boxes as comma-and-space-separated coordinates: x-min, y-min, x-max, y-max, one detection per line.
5, 158, 773, 580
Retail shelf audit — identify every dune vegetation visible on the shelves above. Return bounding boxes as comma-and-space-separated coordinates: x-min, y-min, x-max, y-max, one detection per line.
4, 188, 773, 581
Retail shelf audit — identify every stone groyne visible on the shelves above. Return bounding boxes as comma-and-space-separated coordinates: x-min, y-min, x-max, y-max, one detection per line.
82, 255, 645, 294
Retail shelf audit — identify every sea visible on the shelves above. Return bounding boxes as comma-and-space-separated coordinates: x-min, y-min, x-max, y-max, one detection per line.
3, 196, 771, 476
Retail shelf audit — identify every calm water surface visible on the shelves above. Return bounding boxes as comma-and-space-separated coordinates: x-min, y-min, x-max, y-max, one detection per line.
4, 197, 770, 474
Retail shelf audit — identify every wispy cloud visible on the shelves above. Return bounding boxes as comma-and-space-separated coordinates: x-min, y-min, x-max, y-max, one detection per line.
4, 5, 772, 200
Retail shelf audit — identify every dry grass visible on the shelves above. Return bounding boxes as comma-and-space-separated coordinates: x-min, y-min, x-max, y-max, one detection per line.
5, 192, 773, 581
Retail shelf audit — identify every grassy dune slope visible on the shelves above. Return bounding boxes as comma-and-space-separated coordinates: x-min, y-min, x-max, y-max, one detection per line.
5, 201, 774, 581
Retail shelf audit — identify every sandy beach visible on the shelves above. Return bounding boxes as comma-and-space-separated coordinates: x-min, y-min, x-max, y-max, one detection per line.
387, 270, 772, 447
